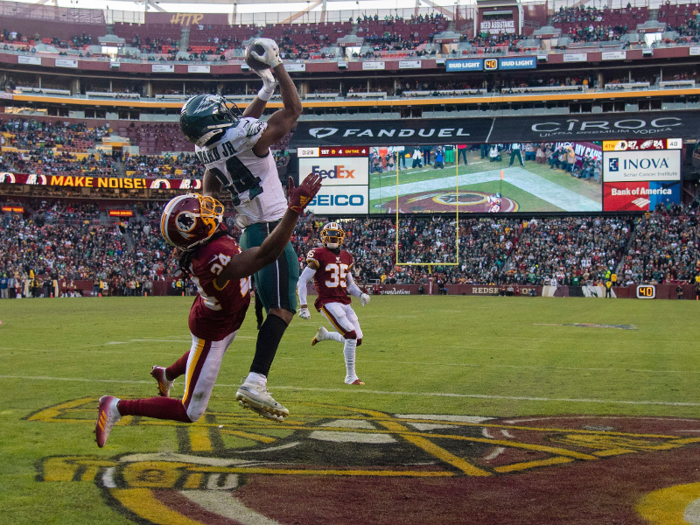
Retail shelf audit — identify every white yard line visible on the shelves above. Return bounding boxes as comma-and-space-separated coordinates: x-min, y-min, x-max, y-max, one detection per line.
2, 375, 699, 406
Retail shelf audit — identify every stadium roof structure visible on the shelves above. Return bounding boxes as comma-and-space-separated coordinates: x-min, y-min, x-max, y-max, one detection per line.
20, 0, 466, 14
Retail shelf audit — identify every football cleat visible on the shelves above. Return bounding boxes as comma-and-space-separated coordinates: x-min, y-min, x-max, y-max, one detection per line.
151, 366, 174, 398
311, 326, 329, 346
95, 396, 121, 448
236, 382, 289, 421
347, 378, 365, 386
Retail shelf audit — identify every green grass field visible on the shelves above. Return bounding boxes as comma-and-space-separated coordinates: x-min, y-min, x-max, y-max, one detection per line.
1, 295, 699, 523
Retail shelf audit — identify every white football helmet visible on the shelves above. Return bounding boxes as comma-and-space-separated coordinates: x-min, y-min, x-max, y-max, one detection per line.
321, 222, 345, 249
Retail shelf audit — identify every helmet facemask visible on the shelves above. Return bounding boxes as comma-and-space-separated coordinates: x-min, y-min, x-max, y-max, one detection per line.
321, 223, 345, 249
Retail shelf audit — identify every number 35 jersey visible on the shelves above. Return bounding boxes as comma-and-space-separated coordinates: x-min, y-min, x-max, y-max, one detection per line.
195, 117, 287, 229
306, 247, 353, 310
188, 235, 251, 341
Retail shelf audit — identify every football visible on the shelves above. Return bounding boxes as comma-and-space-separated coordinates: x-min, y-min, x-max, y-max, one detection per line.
245, 40, 271, 71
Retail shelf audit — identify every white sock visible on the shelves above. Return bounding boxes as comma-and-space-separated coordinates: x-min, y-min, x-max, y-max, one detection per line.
325, 331, 344, 343
343, 338, 358, 383
245, 372, 267, 386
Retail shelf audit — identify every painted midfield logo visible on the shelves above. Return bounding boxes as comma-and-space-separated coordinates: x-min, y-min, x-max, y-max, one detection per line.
29, 398, 700, 525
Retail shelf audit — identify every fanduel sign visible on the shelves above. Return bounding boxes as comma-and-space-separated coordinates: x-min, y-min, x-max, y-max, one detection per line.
290, 112, 700, 147
292, 119, 494, 146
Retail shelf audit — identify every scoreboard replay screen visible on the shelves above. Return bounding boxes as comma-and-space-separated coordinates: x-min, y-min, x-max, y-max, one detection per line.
297, 146, 369, 215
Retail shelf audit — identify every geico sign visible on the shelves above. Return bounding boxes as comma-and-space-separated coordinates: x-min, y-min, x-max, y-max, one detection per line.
532, 118, 682, 134
311, 165, 355, 179
309, 194, 364, 206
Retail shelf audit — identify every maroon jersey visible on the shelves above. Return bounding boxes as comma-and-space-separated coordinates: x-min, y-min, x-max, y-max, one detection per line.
188, 235, 251, 341
307, 247, 353, 310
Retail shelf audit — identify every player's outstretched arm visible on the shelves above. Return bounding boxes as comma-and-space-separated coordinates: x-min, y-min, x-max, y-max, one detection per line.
202, 169, 222, 198
252, 63, 302, 156
242, 69, 278, 120
297, 266, 316, 319
215, 175, 321, 286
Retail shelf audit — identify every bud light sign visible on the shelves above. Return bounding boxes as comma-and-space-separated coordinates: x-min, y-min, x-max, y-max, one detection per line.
446, 59, 483, 72
498, 57, 536, 70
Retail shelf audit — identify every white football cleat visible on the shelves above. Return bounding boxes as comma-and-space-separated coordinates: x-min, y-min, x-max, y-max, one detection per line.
151, 366, 174, 397
311, 326, 329, 346
95, 396, 121, 448
236, 382, 289, 421
346, 378, 365, 386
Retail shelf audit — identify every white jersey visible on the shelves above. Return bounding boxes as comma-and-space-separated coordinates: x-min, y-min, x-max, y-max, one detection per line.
195, 117, 287, 229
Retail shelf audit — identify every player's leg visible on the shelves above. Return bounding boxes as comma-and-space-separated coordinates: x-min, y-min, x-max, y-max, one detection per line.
344, 305, 365, 384
95, 332, 236, 447
319, 303, 363, 385
237, 223, 296, 419
151, 350, 189, 397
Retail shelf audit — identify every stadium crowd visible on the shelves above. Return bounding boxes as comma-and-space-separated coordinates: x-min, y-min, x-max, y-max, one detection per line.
0, 199, 174, 298
1, 198, 699, 298
123, 153, 205, 179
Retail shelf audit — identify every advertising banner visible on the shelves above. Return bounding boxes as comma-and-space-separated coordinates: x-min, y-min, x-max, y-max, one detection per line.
298, 156, 369, 186
446, 59, 483, 72
290, 119, 494, 147
690, 46, 700, 56
486, 111, 700, 143
479, 19, 515, 34
291, 112, 700, 148
399, 60, 422, 69
603, 150, 681, 182
362, 61, 385, 70
0, 173, 202, 190
563, 53, 587, 62
18, 56, 41, 66
601, 51, 627, 61
1, 206, 23, 212
499, 57, 536, 70
55, 59, 78, 68
108, 210, 134, 217
285, 63, 306, 72
187, 65, 210, 73
603, 180, 680, 211
303, 185, 368, 215
152, 64, 175, 73
554, 141, 602, 167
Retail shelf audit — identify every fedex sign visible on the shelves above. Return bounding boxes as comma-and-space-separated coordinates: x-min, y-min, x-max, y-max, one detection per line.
299, 156, 369, 186
312, 165, 355, 180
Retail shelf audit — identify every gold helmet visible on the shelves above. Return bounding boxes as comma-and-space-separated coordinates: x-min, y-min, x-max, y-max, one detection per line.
321, 222, 345, 249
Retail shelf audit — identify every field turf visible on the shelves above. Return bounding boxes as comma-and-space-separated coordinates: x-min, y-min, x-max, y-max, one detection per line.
1, 295, 699, 523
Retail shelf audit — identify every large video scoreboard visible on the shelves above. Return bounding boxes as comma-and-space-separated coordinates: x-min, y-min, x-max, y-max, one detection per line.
296, 139, 683, 215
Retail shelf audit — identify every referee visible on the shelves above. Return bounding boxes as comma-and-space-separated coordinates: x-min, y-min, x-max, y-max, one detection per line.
509, 143, 524, 167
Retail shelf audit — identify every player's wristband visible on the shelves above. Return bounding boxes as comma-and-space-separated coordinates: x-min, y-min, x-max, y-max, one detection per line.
258, 87, 274, 101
